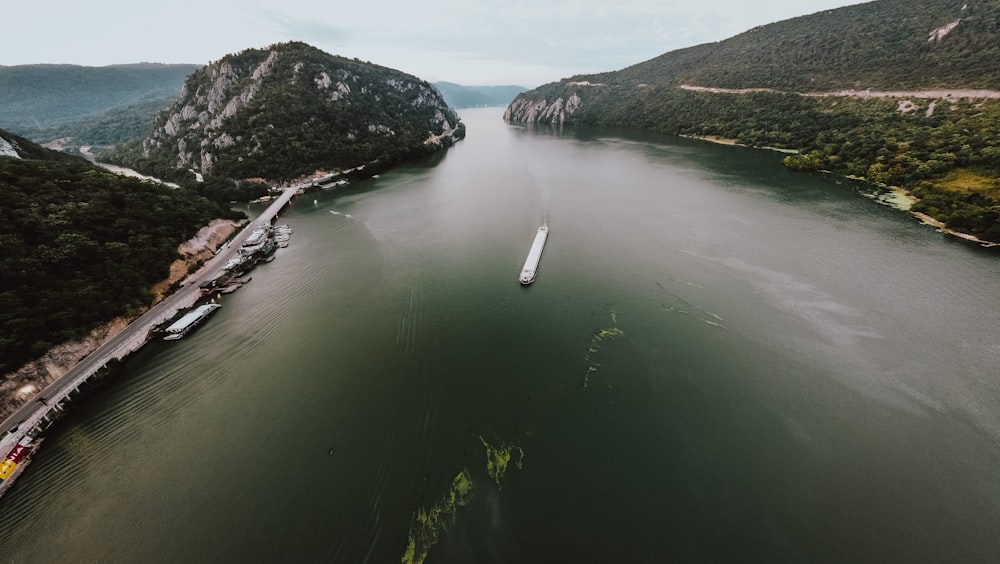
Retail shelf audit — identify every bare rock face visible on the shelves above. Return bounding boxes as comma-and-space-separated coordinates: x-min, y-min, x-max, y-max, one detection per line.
0, 318, 130, 419
504, 92, 583, 125
135, 41, 465, 180
0, 134, 22, 158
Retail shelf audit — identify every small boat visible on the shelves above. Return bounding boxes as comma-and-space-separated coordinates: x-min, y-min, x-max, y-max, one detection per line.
163, 304, 222, 340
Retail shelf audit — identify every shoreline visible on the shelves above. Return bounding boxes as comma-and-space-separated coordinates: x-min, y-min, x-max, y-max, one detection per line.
1, 219, 242, 419
682, 135, 999, 249
679, 134, 798, 154
867, 184, 998, 248
909, 210, 999, 248
1, 185, 302, 499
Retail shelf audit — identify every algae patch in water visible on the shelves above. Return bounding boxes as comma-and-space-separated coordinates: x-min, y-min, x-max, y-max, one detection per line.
583, 311, 625, 387
401, 467, 474, 564
478, 436, 525, 488
400, 436, 528, 562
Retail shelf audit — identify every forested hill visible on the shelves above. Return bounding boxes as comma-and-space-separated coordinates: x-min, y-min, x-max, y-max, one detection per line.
0, 63, 198, 131
506, 0, 1000, 243
105, 42, 465, 186
508, 0, 1000, 123
0, 129, 242, 375
0, 129, 80, 161
611, 0, 1000, 91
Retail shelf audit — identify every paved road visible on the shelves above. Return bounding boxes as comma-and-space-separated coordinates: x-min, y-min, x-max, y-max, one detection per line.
1, 185, 302, 444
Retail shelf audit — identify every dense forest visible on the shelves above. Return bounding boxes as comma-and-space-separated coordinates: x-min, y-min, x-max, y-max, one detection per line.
507, 0, 1000, 243
589, 0, 1000, 91
104, 42, 465, 193
13, 98, 180, 147
0, 63, 198, 134
0, 132, 243, 374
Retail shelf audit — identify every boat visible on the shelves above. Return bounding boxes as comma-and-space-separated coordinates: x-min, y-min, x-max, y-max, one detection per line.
0, 433, 40, 499
519, 224, 549, 285
163, 303, 222, 341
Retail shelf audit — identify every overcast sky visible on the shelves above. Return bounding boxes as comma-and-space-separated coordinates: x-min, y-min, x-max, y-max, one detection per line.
6, 0, 864, 86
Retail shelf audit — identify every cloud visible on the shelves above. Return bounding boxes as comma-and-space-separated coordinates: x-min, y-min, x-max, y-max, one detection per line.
1, 0, 866, 85
256, 9, 353, 44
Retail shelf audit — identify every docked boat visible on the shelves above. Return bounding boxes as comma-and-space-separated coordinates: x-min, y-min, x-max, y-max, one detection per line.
519, 224, 549, 285
0, 433, 38, 498
163, 303, 222, 341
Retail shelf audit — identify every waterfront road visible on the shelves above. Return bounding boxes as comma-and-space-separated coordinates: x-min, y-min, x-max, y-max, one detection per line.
1, 185, 303, 442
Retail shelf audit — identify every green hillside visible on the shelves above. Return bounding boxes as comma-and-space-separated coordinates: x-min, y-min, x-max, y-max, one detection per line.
0, 63, 198, 134
105, 42, 465, 190
0, 129, 242, 375
611, 0, 1000, 90
506, 0, 1000, 243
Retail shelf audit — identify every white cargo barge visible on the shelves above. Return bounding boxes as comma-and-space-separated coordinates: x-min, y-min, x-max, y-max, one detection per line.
519, 224, 549, 285
163, 303, 222, 340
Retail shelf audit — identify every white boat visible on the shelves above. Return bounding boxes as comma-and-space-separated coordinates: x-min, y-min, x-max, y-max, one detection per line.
163, 304, 222, 340
519, 224, 548, 285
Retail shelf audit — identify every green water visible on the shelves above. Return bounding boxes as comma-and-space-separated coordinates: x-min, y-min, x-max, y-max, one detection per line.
2, 108, 1000, 563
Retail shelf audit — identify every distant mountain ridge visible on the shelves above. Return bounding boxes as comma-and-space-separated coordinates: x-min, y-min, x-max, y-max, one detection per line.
507, 0, 1000, 126
432, 82, 527, 108
106, 42, 465, 183
0, 63, 198, 131
619, 0, 998, 91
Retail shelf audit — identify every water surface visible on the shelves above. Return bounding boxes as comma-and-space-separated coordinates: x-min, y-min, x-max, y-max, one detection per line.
2, 108, 999, 563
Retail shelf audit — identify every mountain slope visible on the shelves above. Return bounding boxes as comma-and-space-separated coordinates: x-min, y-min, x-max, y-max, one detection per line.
106, 42, 465, 183
0, 129, 242, 375
612, 0, 1000, 91
0, 63, 198, 131
507, 0, 1000, 126
0, 128, 84, 161
505, 0, 1000, 243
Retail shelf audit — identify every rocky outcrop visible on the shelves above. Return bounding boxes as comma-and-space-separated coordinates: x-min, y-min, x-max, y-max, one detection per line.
129, 41, 464, 181
0, 318, 129, 419
0, 134, 21, 158
151, 219, 242, 300
504, 90, 583, 125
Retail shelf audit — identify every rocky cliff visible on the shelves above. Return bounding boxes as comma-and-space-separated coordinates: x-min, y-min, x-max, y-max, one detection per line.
111, 42, 464, 182
0, 134, 20, 158
503, 87, 586, 125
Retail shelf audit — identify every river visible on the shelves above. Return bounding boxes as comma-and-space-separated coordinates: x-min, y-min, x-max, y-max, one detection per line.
2, 108, 1000, 563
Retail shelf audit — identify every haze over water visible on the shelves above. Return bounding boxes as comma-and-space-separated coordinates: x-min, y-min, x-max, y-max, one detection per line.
2, 108, 1000, 563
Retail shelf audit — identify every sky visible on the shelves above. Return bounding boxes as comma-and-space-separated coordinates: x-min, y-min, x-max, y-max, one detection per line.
6, 0, 864, 87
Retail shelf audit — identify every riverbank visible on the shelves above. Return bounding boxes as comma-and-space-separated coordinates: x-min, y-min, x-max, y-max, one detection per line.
1, 185, 300, 500
680, 134, 799, 154
685, 135, 999, 250
910, 209, 1000, 248
0, 219, 241, 420
852, 182, 998, 248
